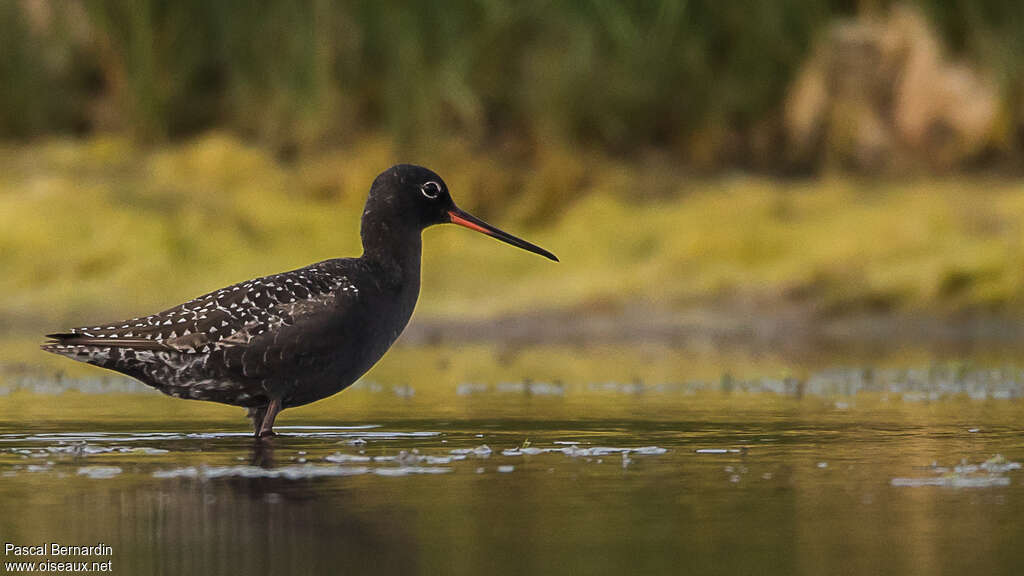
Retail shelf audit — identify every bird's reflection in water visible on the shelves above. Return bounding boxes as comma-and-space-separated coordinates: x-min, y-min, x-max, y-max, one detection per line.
82, 442, 420, 575
250, 438, 276, 468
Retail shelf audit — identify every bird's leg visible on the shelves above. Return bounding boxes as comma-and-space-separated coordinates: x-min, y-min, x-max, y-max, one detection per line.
257, 397, 282, 438
247, 406, 266, 435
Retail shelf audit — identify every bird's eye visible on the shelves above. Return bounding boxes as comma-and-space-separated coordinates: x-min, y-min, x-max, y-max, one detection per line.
421, 181, 442, 199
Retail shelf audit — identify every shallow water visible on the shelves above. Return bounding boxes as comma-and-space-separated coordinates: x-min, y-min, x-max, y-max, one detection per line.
2, 370, 1024, 576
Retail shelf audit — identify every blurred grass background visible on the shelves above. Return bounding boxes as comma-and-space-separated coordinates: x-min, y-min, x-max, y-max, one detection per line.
3, 0, 1024, 371
3, 1, 1022, 169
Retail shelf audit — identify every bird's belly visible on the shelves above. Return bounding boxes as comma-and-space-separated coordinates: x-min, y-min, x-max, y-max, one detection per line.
281, 301, 413, 408
280, 348, 385, 407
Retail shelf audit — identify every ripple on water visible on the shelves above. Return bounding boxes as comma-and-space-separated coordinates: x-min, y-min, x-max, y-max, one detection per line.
500, 445, 668, 457
152, 464, 452, 479
9, 444, 170, 458
890, 476, 1012, 488
77, 466, 123, 479
373, 467, 451, 476
0, 426, 440, 445
153, 465, 371, 480
372, 449, 467, 465
2, 432, 188, 443
3, 430, 672, 481
265, 425, 380, 431
449, 444, 492, 457
323, 453, 371, 463
891, 455, 1020, 489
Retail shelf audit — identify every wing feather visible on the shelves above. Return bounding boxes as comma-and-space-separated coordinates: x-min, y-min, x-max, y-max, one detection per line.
43, 259, 358, 360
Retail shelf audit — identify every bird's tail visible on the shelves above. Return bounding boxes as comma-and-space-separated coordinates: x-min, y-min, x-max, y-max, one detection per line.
41, 333, 116, 365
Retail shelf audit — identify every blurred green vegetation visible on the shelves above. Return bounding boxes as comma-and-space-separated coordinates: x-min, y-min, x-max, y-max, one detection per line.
3, 134, 1024, 338
1, 0, 1022, 170
3, 2, 1024, 361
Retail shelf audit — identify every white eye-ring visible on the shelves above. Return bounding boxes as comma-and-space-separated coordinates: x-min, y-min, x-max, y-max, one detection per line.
421, 181, 442, 199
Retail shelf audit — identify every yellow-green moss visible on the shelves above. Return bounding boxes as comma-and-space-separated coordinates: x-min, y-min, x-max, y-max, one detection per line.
3, 135, 1024, 335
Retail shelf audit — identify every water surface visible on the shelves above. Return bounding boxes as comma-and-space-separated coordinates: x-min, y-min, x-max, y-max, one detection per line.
2, 367, 1024, 575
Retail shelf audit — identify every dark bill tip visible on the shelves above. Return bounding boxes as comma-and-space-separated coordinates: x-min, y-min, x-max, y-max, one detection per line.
448, 209, 558, 262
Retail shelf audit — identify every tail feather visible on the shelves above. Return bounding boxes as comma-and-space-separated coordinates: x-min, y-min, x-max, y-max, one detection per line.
42, 333, 89, 359
44, 332, 82, 345
40, 340, 116, 365
41, 333, 159, 367
43, 332, 168, 350
41, 336, 180, 379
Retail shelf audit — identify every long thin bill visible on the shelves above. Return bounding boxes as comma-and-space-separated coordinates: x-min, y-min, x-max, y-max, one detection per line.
448, 208, 559, 262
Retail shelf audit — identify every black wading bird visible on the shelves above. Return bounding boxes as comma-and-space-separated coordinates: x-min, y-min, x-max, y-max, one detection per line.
43, 165, 557, 436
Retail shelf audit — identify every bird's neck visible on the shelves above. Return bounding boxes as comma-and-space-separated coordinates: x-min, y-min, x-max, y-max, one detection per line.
360, 219, 423, 289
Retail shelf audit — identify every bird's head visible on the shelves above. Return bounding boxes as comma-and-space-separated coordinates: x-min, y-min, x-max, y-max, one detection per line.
363, 164, 558, 262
